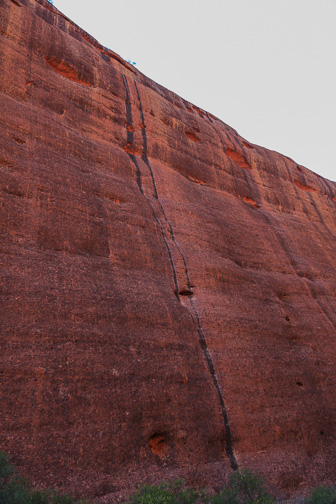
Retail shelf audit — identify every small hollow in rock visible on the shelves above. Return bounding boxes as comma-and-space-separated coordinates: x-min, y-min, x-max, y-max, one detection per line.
293, 179, 317, 192
149, 433, 168, 456
242, 140, 254, 149
179, 289, 193, 297
185, 131, 200, 143
225, 148, 251, 170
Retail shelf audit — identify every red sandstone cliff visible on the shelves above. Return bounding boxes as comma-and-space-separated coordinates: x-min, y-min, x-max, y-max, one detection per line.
1, 0, 336, 500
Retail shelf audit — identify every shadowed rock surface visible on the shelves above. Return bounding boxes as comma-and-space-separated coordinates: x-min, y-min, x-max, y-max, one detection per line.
1, 0, 336, 500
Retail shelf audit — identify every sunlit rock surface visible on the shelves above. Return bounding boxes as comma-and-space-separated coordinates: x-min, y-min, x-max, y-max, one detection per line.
1, 0, 336, 500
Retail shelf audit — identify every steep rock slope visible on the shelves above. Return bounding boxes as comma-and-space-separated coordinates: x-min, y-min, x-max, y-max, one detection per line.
0, 0, 336, 500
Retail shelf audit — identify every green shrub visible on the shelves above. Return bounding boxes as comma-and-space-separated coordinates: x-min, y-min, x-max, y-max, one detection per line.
211, 468, 275, 504
0, 451, 29, 504
0, 451, 15, 484
211, 487, 238, 504
0, 451, 90, 504
305, 485, 336, 504
125, 479, 201, 504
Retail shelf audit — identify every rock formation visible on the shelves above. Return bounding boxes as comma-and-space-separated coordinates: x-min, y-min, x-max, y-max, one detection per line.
1, 0, 335, 500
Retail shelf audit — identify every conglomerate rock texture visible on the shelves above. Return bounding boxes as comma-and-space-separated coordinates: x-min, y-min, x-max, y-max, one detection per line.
1, 0, 336, 501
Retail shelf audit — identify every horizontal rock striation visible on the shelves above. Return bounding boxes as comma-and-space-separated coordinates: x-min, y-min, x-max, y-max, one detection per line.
0, 0, 335, 500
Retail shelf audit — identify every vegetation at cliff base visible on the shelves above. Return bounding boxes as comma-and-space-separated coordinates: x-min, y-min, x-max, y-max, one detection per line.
124, 476, 336, 504
0, 452, 89, 504
305, 485, 336, 504
1, 450, 336, 504
124, 470, 275, 504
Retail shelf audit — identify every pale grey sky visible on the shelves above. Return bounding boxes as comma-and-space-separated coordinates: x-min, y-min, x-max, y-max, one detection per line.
53, 0, 336, 182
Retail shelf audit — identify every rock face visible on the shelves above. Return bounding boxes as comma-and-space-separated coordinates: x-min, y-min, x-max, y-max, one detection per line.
1, 0, 336, 500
